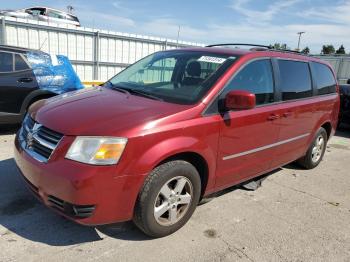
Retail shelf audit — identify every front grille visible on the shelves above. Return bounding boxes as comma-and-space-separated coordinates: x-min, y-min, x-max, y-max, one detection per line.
48, 195, 95, 218
19, 115, 63, 162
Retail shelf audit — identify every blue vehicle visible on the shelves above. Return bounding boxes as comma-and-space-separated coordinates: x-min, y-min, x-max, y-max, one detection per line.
0, 45, 83, 124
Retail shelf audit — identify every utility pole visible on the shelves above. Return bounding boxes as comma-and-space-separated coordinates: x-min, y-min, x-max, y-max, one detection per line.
297, 31, 305, 51
176, 26, 181, 48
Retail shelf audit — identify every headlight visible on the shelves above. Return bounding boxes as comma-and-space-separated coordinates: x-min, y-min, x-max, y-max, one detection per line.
66, 137, 127, 165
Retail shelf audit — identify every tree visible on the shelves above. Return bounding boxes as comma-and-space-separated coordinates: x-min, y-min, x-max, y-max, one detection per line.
269, 43, 289, 50
336, 45, 346, 54
322, 45, 335, 54
301, 47, 310, 54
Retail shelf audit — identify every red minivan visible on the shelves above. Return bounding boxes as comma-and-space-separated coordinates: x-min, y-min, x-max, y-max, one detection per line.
14, 44, 340, 237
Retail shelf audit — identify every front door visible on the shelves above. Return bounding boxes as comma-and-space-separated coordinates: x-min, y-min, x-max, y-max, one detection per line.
215, 58, 281, 190
0, 52, 37, 114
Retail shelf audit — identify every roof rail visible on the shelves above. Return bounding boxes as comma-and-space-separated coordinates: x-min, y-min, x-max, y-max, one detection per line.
0, 44, 38, 53
206, 43, 271, 49
206, 43, 307, 56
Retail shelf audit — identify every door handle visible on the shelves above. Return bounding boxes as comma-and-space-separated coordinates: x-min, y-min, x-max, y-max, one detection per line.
283, 112, 293, 118
267, 114, 280, 121
18, 77, 33, 83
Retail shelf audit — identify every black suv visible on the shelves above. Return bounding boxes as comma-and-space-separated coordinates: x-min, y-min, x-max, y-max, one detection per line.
0, 45, 82, 124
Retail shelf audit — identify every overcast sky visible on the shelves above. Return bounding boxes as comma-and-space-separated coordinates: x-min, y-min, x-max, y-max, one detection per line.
2, 0, 350, 54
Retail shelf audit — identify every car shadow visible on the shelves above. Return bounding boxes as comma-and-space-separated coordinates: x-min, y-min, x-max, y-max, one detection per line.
200, 168, 282, 204
0, 157, 294, 245
335, 124, 350, 139
0, 124, 20, 135
0, 158, 149, 246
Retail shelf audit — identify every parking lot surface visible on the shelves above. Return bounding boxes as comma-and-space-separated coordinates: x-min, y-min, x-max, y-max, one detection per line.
1, 126, 350, 262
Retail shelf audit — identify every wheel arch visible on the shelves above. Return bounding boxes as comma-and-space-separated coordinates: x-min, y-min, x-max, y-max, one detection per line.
158, 151, 210, 197
20, 89, 57, 116
133, 136, 217, 197
321, 121, 332, 139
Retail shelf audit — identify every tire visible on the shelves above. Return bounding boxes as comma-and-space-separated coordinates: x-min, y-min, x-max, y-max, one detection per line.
133, 160, 201, 238
297, 127, 328, 169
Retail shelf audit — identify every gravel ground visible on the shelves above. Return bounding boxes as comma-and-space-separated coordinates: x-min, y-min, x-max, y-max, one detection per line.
0, 125, 349, 262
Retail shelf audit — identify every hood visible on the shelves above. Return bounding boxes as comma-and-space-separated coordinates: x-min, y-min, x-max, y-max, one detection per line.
30, 87, 192, 136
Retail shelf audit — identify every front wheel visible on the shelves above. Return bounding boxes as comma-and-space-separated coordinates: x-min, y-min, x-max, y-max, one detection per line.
133, 160, 201, 238
297, 127, 328, 169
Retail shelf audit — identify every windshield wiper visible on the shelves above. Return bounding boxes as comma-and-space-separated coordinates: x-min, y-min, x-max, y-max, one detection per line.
104, 81, 130, 95
127, 89, 164, 101
104, 81, 163, 101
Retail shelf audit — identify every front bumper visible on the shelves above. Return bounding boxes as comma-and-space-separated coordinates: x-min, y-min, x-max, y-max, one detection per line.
14, 133, 146, 225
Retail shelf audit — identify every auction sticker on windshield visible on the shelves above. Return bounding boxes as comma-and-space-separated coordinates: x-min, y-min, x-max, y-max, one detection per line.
198, 56, 227, 64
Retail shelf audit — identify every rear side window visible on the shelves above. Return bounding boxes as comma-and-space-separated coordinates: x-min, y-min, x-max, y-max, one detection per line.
15, 54, 30, 71
278, 60, 312, 101
223, 59, 274, 105
0, 52, 13, 72
312, 62, 337, 95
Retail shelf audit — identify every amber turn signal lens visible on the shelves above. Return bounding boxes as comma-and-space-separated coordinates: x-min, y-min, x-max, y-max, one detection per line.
94, 143, 126, 160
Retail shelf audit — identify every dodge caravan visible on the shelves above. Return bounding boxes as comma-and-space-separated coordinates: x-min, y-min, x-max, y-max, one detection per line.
14, 44, 340, 237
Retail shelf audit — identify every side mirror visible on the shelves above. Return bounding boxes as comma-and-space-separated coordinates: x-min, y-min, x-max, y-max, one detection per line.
224, 90, 256, 110
347, 79, 350, 85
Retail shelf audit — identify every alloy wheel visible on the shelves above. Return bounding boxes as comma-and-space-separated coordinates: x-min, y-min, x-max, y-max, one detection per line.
153, 176, 193, 226
311, 135, 325, 163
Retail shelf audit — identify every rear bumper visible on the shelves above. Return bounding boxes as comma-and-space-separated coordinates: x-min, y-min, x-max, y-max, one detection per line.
14, 133, 146, 225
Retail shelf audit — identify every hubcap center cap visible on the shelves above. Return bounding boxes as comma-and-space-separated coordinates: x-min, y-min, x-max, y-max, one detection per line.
169, 196, 177, 204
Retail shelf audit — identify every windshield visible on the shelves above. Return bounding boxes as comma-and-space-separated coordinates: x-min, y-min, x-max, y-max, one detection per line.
106, 50, 238, 104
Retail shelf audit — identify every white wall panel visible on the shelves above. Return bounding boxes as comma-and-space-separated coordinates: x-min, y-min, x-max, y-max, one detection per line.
76, 65, 85, 80
135, 42, 143, 61
84, 65, 93, 80
116, 39, 123, 63
58, 32, 68, 56
122, 40, 129, 64
99, 66, 108, 80
76, 35, 85, 60
17, 27, 29, 48
49, 31, 59, 54
107, 66, 115, 79
99, 37, 108, 62
129, 41, 136, 63
142, 42, 149, 57
3, 18, 202, 81
67, 33, 76, 60
108, 39, 115, 63
28, 29, 39, 49
6, 26, 17, 46
38, 30, 49, 52
85, 36, 93, 61
340, 59, 350, 79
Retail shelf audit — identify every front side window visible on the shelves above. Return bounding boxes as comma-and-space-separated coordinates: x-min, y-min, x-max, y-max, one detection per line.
107, 51, 237, 104
0, 52, 13, 72
222, 59, 274, 105
278, 60, 312, 101
312, 62, 337, 95
27, 8, 45, 16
